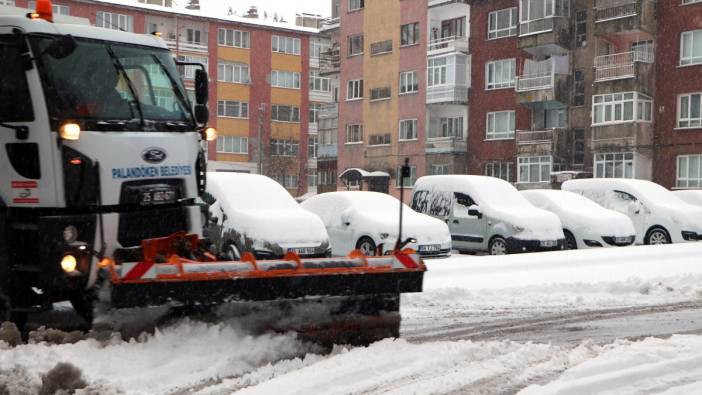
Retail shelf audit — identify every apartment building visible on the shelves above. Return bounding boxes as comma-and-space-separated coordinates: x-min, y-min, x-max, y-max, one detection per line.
11, 0, 317, 196
654, 0, 702, 190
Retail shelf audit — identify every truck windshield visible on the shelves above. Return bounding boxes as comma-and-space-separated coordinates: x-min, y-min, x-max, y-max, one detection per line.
30, 35, 194, 131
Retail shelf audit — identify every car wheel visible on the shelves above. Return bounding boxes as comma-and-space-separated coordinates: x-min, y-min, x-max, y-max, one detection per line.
356, 237, 377, 256
564, 230, 578, 250
489, 237, 508, 256
645, 228, 670, 245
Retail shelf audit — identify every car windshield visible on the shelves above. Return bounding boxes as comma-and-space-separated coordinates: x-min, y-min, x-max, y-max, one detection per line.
30, 35, 194, 131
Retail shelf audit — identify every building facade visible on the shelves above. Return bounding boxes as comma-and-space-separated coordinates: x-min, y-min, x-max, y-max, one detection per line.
10, 0, 317, 196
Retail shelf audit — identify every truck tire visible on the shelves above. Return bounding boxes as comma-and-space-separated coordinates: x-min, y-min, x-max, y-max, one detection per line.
70, 291, 95, 327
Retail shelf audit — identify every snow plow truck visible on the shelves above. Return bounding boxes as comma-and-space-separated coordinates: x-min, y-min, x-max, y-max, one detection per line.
0, 1, 425, 345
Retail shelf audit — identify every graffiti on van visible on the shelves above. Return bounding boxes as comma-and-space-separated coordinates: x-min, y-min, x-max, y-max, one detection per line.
412, 189, 452, 218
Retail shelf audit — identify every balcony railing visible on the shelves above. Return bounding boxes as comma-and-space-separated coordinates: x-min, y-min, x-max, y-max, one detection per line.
319, 103, 338, 119
427, 35, 469, 54
594, 48, 654, 81
517, 129, 559, 145
516, 72, 554, 91
165, 40, 208, 53
426, 84, 469, 104
317, 144, 338, 158
595, 0, 637, 22
319, 49, 340, 75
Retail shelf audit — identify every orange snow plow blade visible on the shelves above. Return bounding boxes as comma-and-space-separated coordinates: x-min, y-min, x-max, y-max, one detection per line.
103, 232, 426, 309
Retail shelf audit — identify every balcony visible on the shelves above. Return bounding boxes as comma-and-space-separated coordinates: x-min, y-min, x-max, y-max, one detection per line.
319, 103, 338, 120
591, 123, 653, 151
319, 48, 340, 76
427, 53, 470, 104
594, 49, 653, 81
516, 57, 570, 106
516, 128, 569, 156
594, 0, 656, 35
320, 17, 340, 32
165, 40, 208, 54
427, 35, 469, 56
317, 144, 338, 158
518, 0, 571, 57
425, 136, 467, 154
310, 89, 334, 103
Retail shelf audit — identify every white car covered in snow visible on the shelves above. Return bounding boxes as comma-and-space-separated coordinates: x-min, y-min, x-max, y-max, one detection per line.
301, 191, 452, 257
563, 178, 702, 244
521, 189, 636, 249
411, 175, 565, 255
673, 190, 702, 208
204, 173, 331, 259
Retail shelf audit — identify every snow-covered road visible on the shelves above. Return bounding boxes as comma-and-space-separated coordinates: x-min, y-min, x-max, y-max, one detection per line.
2, 243, 702, 394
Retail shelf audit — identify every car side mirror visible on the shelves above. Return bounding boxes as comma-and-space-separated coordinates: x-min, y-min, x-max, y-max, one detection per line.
47, 34, 77, 59
195, 69, 208, 105
627, 201, 642, 215
468, 205, 482, 219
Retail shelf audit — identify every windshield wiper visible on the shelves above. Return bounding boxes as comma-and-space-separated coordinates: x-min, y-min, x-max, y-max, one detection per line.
150, 55, 196, 125
105, 45, 145, 128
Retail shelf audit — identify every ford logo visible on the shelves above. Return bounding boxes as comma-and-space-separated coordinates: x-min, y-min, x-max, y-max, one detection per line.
142, 147, 167, 163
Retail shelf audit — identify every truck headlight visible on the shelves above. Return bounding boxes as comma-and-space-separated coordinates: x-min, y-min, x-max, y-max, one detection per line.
60, 254, 77, 273
59, 122, 81, 141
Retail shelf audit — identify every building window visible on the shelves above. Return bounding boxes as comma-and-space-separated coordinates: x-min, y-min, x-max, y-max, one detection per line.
347, 79, 364, 100
346, 124, 364, 143
431, 164, 449, 175
28, 1, 69, 14
396, 166, 417, 187
681, 29, 702, 66
311, 38, 331, 59
485, 162, 512, 182
271, 105, 300, 122
310, 71, 331, 92
440, 117, 463, 138
401, 22, 420, 46
486, 111, 515, 140
399, 119, 418, 140
370, 40, 392, 55
575, 10, 587, 47
683, 0, 702, 4
678, 93, 702, 128
216, 136, 248, 154
218, 28, 250, 48
96, 11, 133, 32
185, 28, 202, 45
217, 62, 250, 84
272, 35, 301, 55
308, 135, 318, 158
368, 134, 391, 146
427, 57, 447, 86
275, 175, 299, 189
309, 103, 322, 124
594, 152, 634, 178
347, 34, 364, 56
573, 128, 585, 167
488, 7, 517, 39
677, 155, 702, 188
0, 0, 14, 5
519, 0, 570, 36
217, 100, 249, 118
270, 139, 299, 156
370, 87, 391, 101
348, 0, 364, 11
486, 59, 516, 90
518, 156, 552, 183
592, 92, 652, 125
270, 71, 301, 89
399, 71, 419, 94
573, 69, 585, 106
178, 55, 207, 80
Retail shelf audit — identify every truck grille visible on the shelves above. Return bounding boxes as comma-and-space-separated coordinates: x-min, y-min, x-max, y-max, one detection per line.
117, 207, 187, 247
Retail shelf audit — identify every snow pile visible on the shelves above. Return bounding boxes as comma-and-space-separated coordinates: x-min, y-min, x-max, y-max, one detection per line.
520, 335, 702, 394
0, 320, 310, 395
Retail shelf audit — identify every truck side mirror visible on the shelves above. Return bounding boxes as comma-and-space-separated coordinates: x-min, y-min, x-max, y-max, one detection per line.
194, 104, 209, 124
195, 69, 208, 105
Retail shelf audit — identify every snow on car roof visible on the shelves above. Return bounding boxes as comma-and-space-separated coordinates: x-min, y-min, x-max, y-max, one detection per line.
414, 175, 533, 209
522, 189, 605, 211
563, 178, 686, 206
673, 190, 702, 206
207, 172, 300, 212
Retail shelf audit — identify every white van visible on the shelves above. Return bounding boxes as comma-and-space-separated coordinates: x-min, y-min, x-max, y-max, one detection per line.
562, 178, 702, 244
411, 175, 565, 255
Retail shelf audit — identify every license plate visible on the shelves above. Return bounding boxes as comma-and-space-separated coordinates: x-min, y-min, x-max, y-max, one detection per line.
419, 244, 440, 252
615, 237, 630, 243
140, 188, 177, 206
289, 247, 316, 255
540, 240, 557, 247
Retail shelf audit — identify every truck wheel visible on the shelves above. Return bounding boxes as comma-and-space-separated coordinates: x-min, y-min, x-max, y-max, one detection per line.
645, 227, 670, 245
356, 237, 376, 256
70, 291, 95, 327
564, 230, 578, 250
489, 237, 508, 255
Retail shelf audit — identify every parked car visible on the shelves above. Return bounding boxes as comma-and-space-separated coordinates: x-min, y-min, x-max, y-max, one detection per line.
673, 190, 702, 207
521, 189, 636, 249
562, 178, 702, 244
411, 175, 564, 255
204, 172, 331, 259
300, 191, 452, 257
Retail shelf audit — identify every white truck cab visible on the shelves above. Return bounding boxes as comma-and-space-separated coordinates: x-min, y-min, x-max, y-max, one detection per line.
0, 10, 212, 323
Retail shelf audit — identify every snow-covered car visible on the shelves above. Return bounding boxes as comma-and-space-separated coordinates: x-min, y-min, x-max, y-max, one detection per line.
204, 172, 331, 259
673, 190, 702, 207
411, 175, 565, 255
563, 178, 702, 244
521, 189, 636, 249
300, 191, 452, 257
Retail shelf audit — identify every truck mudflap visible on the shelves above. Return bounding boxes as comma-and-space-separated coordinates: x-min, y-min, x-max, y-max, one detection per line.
103, 233, 426, 309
